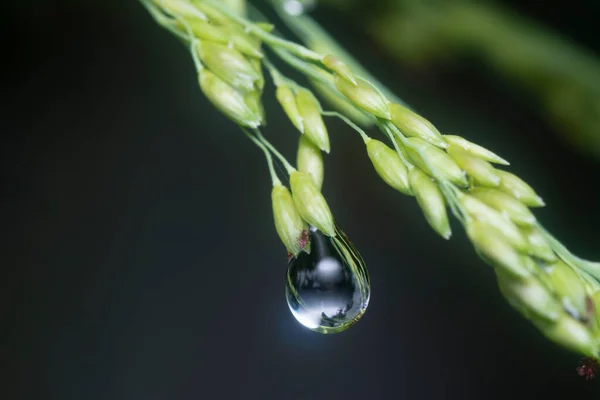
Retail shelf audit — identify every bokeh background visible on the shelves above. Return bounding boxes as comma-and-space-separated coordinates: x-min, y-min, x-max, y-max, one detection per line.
3, 0, 600, 399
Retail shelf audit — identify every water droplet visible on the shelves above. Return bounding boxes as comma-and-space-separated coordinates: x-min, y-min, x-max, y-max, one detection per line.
285, 225, 371, 333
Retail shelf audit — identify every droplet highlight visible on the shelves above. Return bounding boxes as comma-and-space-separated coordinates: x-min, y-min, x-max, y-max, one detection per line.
285, 226, 371, 333
282, 0, 316, 16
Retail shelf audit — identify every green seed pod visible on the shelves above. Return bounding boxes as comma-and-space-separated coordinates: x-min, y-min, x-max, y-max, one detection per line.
366, 138, 412, 196
276, 85, 303, 133
178, 18, 262, 59
157, 0, 207, 20
533, 316, 596, 356
272, 184, 309, 256
322, 55, 357, 85
544, 261, 589, 321
409, 168, 451, 239
468, 221, 531, 278
249, 58, 264, 91
405, 137, 468, 187
197, 41, 259, 91
460, 194, 529, 252
310, 79, 373, 127
193, 1, 230, 24
447, 147, 501, 187
184, 18, 230, 43
389, 103, 447, 148
297, 135, 324, 190
198, 69, 261, 128
521, 226, 557, 262
496, 170, 545, 207
467, 220, 531, 278
231, 33, 263, 58
222, 23, 264, 58
290, 171, 335, 237
296, 89, 330, 153
496, 270, 561, 321
444, 135, 509, 165
334, 75, 391, 119
470, 187, 536, 227
243, 91, 264, 125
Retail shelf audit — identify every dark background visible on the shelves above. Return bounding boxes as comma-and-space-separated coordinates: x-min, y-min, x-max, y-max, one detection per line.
3, 1, 600, 399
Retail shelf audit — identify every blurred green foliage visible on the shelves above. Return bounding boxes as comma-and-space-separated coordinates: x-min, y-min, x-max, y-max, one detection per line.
321, 0, 600, 158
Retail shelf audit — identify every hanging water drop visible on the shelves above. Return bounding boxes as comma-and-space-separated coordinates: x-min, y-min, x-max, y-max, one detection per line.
285, 226, 371, 333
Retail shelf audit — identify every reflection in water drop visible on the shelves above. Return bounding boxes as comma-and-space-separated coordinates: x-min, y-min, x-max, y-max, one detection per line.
282, 0, 316, 16
285, 226, 371, 333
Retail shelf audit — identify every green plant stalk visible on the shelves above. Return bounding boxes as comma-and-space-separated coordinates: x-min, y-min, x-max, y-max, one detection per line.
264, 3, 595, 273
242, 128, 281, 186
253, 129, 296, 173
321, 111, 369, 143
269, 0, 407, 108
142, 0, 600, 358
203, 0, 324, 62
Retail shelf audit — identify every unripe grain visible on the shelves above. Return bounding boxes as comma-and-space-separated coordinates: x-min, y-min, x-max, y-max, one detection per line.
272, 184, 309, 256
334, 75, 390, 119
496, 170, 545, 207
197, 41, 259, 91
198, 69, 261, 127
290, 171, 335, 236
470, 187, 536, 227
405, 137, 467, 186
409, 168, 450, 239
447, 147, 501, 187
468, 221, 530, 278
276, 85, 303, 133
297, 135, 324, 189
366, 138, 411, 195
390, 103, 447, 148
296, 89, 330, 153
444, 135, 509, 165
496, 270, 561, 321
